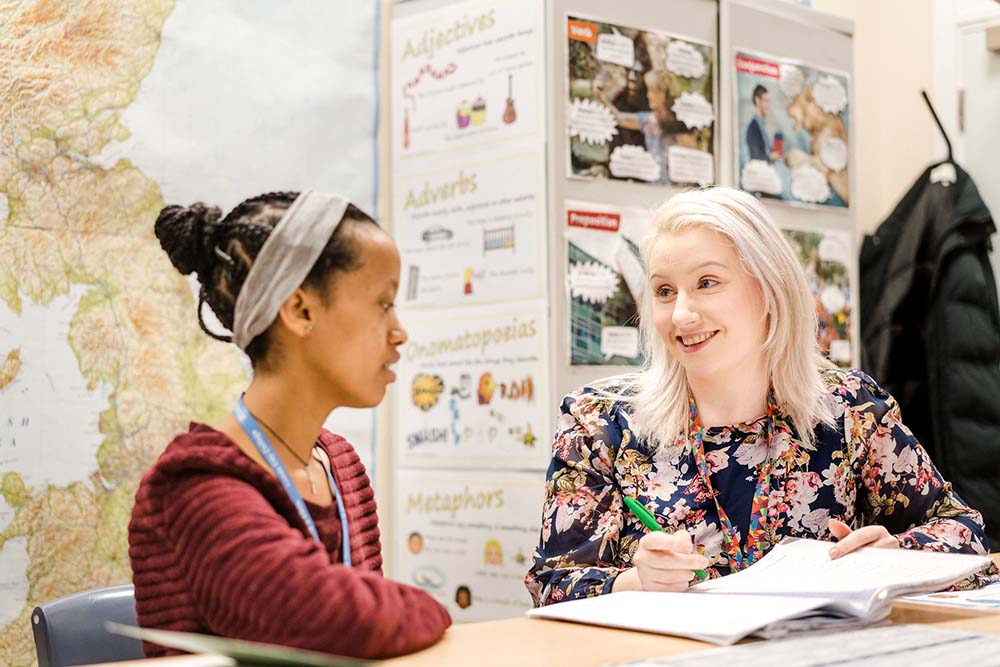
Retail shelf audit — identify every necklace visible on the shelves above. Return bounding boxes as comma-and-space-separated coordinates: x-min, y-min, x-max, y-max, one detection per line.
246, 409, 319, 495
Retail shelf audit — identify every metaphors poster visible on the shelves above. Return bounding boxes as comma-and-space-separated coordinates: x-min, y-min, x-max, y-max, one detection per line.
566, 15, 715, 187
394, 469, 545, 622
394, 149, 546, 307
395, 300, 550, 469
565, 202, 651, 366
735, 50, 851, 208
782, 227, 854, 367
391, 0, 544, 163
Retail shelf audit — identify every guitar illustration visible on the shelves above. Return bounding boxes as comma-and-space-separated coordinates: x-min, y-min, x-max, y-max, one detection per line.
503, 74, 517, 124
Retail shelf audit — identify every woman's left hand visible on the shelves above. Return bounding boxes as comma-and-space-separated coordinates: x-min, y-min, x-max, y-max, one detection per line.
827, 518, 899, 559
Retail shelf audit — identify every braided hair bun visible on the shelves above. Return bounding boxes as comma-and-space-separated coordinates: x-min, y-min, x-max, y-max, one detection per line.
154, 202, 223, 279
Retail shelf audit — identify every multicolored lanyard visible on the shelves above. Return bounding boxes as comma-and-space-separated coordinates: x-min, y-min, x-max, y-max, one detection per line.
234, 397, 352, 566
687, 391, 790, 572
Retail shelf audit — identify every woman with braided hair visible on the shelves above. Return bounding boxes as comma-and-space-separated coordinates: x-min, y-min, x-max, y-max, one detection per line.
129, 191, 450, 658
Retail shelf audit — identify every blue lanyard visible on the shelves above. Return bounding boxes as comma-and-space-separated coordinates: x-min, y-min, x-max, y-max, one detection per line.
234, 397, 352, 566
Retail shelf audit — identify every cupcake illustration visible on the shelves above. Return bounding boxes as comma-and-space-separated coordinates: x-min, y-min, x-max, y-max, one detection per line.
470, 97, 487, 126
456, 100, 471, 129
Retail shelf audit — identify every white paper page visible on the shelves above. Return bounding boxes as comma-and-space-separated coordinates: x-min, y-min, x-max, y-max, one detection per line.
901, 580, 1000, 610
526, 591, 833, 645
693, 538, 990, 612
608, 624, 1000, 667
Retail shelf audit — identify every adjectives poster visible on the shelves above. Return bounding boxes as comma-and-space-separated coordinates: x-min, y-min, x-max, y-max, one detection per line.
566, 15, 715, 187
391, 0, 543, 162
735, 50, 850, 208
783, 227, 854, 366
395, 300, 550, 469
395, 469, 545, 622
565, 201, 652, 366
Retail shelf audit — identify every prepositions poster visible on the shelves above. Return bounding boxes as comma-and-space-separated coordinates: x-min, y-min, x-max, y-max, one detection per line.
735, 50, 851, 208
565, 202, 652, 366
566, 15, 715, 186
394, 469, 546, 622
391, 0, 544, 163
395, 148, 546, 307
395, 300, 550, 469
782, 227, 854, 367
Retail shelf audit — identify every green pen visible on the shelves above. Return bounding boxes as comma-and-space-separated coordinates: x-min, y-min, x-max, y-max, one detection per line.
623, 496, 709, 581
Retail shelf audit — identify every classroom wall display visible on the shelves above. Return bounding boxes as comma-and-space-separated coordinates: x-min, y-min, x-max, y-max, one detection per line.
734, 49, 850, 208
394, 300, 551, 469
564, 201, 652, 366
565, 14, 715, 187
394, 468, 546, 622
395, 148, 546, 307
391, 0, 544, 164
782, 226, 854, 367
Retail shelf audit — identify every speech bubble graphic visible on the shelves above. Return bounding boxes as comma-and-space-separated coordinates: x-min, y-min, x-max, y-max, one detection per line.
609, 144, 661, 181
569, 98, 618, 145
569, 261, 620, 305
820, 284, 847, 314
818, 235, 850, 265
779, 65, 804, 97
596, 32, 635, 68
741, 159, 782, 195
812, 75, 848, 115
601, 326, 640, 359
791, 163, 832, 203
818, 135, 848, 173
666, 41, 706, 79
671, 91, 714, 129
668, 146, 714, 185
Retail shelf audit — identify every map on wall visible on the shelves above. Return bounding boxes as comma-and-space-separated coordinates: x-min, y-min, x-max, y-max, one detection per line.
0, 3, 377, 664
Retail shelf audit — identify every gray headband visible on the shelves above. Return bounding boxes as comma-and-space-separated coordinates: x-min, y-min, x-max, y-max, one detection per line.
231, 191, 349, 350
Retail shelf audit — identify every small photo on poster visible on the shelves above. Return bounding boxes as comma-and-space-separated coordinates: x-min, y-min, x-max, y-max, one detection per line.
735, 50, 850, 208
566, 15, 715, 187
565, 202, 652, 366
783, 227, 854, 367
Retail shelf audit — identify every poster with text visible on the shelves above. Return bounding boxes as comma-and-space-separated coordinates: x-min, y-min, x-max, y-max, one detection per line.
395, 148, 546, 307
735, 50, 851, 208
394, 469, 546, 622
391, 0, 544, 164
565, 202, 652, 366
782, 226, 854, 367
566, 15, 715, 186
395, 300, 550, 469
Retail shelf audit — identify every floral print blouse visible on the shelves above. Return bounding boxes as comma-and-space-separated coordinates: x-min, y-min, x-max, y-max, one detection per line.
526, 369, 993, 606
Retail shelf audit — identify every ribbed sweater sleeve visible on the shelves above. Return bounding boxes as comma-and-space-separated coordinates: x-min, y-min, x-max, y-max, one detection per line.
129, 426, 450, 659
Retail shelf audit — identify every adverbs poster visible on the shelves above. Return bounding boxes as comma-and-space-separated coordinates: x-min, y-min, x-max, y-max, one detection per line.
566, 15, 715, 186
782, 227, 854, 367
395, 300, 551, 469
395, 469, 546, 622
565, 201, 652, 366
395, 149, 546, 307
735, 50, 851, 208
391, 0, 544, 163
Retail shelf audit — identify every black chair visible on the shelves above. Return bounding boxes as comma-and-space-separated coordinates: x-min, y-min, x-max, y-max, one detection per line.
32, 584, 145, 667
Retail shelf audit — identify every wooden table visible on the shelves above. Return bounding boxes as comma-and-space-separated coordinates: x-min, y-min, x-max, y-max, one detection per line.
86, 555, 1000, 667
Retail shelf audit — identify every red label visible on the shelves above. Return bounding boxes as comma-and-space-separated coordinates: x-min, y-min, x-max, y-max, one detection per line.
736, 54, 780, 79
567, 19, 598, 45
567, 209, 620, 232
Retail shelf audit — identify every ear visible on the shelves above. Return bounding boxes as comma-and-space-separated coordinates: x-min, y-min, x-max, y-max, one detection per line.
275, 287, 318, 339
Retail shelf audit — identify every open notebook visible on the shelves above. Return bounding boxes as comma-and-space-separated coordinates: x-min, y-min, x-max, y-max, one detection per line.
526, 538, 991, 645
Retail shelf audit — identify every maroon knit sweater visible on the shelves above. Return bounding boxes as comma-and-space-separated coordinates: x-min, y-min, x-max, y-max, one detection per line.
128, 424, 450, 659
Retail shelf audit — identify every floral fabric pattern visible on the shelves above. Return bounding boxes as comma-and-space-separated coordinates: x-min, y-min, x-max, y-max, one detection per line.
525, 369, 993, 606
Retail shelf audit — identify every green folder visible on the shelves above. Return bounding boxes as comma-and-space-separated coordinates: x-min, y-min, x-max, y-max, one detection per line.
106, 623, 373, 667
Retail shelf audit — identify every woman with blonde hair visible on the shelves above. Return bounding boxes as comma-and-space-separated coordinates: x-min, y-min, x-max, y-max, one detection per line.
526, 187, 991, 604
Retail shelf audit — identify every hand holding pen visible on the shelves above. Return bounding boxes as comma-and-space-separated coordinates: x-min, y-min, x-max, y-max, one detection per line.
612, 496, 710, 593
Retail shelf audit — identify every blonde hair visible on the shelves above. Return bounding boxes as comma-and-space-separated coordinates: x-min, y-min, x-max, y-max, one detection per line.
631, 187, 834, 451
